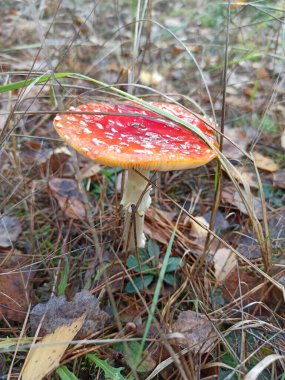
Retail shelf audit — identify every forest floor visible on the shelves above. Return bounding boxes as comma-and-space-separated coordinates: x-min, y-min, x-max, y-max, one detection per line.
0, 1, 285, 379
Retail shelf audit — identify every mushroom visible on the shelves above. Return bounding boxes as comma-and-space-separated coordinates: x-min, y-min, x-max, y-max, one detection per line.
53, 101, 218, 250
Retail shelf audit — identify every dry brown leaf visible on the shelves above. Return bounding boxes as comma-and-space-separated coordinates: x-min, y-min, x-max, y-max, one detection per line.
222, 186, 263, 220
253, 152, 279, 172
49, 178, 86, 220
20, 141, 71, 175
230, 166, 259, 189
273, 169, 285, 189
222, 125, 255, 160
38, 146, 71, 174
213, 248, 237, 282
30, 290, 109, 339
0, 216, 22, 248
80, 162, 101, 179
172, 310, 217, 353
22, 314, 86, 380
0, 250, 33, 322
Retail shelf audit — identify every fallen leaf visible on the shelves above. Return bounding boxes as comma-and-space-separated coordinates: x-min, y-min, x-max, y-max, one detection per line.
80, 162, 101, 179
30, 290, 109, 339
273, 169, 285, 189
203, 210, 230, 234
221, 269, 263, 304
237, 232, 261, 260
140, 70, 163, 86
230, 166, 259, 189
172, 310, 217, 353
189, 216, 209, 239
0, 250, 33, 322
253, 152, 279, 172
20, 141, 71, 174
213, 248, 237, 282
22, 314, 86, 380
183, 215, 209, 247
38, 146, 71, 174
0, 216, 22, 248
49, 178, 86, 220
222, 125, 255, 160
222, 186, 263, 220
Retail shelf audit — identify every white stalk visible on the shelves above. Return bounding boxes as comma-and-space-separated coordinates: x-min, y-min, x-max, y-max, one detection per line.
121, 169, 151, 250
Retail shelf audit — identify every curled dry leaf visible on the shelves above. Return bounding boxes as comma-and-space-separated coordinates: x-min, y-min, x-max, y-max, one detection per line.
184, 215, 209, 247
253, 152, 279, 173
172, 310, 217, 353
213, 248, 237, 282
20, 140, 71, 174
49, 178, 86, 220
30, 290, 109, 339
22, 314, 86, 380
189, 216, 209, 239
222, 185, 263, 220
0, 215, 22, 248
0, 250, 34, 322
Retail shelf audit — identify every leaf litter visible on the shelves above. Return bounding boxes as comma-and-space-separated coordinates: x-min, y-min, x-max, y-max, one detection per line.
0, 216, 22, 248
0, 249, 34, 322
172, 310, 217, 354
30, 290, 109, 339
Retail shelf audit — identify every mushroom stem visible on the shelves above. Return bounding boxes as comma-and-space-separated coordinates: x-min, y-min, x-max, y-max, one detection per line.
121, 169, 151, 250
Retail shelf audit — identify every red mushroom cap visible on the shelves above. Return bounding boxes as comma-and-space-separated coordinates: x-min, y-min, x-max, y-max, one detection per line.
53, 102, 218, 171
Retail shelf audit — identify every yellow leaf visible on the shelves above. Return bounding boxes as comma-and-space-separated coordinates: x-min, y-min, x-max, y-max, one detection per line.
139, 70, 163, 86
22, 314, 85, 380
253, 152, 279, 173
214, 248, 237, 282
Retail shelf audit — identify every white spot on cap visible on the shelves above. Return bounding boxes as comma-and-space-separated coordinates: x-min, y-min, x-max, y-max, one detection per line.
82, 147, 89, 152
69, 106, 76, 110
55, 115, 61, 121
96, 123, 104, 130
64, 134, 70, 140
68, 116, 77, 122
134, 149, 154, 155
111, 128, 118, 133
92, 138, 107, 145
80, 120, 88, 126
83, 128, 92, 134
56, 123, 63, 128
143, 142, 155, 149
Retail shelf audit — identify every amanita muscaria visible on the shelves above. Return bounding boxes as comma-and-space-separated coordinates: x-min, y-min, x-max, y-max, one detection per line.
54, 101, 218, 250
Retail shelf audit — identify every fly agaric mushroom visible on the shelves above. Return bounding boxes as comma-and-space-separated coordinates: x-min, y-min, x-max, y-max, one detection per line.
53, 102, 218, 250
